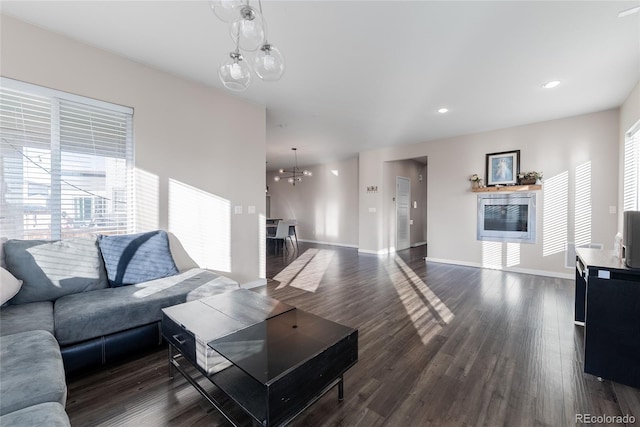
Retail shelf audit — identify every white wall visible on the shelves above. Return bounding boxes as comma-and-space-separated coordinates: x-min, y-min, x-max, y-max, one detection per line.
267, 157, 359, 247
1, 15, 266, 284
360, 109, 620, 278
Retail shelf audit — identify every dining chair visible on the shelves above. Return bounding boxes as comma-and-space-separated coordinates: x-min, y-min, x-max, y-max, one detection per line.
267, 220, 290, 255
284, 219, 299, 250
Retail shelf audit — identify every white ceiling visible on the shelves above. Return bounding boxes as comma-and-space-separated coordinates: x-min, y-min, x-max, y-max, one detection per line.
2, 1, 639, 170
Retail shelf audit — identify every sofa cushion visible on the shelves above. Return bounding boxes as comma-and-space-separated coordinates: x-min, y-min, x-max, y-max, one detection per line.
98, 230, 179, 287
1, 267, 23, 305
0, 402, 70, 427
4, 236, 108, 305
0, 330, 67, 415
0, 301, 54, 337
54, 268, 238, 345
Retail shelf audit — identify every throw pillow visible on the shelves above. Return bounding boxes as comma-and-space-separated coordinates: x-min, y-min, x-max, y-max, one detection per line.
0, 267, 23, 305
98, 230, 179, 287
167, 232, 199, 272
3, 236, 108, 305
1, 236, 8, 269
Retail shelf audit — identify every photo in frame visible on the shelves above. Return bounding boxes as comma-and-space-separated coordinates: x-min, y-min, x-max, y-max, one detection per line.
485, 150, 520, 186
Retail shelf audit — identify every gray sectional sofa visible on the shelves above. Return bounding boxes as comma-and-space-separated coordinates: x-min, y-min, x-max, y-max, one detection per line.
0, 231, 239, 426
0, 331, 69, 426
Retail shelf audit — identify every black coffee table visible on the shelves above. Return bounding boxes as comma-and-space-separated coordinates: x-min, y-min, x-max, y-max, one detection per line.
161, 289, 358, 426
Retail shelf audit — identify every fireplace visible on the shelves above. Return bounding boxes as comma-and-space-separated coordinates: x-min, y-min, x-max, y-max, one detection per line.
477, 193, 536, 243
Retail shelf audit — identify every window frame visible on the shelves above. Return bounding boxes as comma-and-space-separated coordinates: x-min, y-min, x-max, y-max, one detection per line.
0, 77, 134, 240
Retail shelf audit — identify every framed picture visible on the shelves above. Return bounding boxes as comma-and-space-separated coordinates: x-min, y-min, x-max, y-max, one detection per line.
485, 150, 520, 186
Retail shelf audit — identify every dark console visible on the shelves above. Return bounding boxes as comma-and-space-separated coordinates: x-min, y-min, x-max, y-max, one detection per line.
575, 248, 640, 389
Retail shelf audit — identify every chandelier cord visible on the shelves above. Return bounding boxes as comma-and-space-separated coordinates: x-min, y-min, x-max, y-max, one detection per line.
234, 24, 241, 54
257, 0, 269, 45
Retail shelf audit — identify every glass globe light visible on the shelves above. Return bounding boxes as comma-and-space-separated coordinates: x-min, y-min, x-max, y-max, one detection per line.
254, 43, 285, 81
278, 168, 284, 173
274, 176, 280, 182
229, 6, 265, 52
287, 177, 294, 184
209, 0, 243, 23
218, 51, 251, 91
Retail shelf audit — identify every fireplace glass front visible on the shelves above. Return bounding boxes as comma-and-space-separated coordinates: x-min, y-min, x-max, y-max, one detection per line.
477, 193, 536, 243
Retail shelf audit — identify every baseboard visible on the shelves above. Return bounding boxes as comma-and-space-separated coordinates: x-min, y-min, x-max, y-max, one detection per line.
242, 278, 267, 289
359, 246, 427, 256
425, 257, 574, 280
358, 248, 391, 255
297, 239, 358, 249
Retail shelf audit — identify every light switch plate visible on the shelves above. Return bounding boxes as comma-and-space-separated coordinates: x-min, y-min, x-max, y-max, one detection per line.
234, 206, 243, 214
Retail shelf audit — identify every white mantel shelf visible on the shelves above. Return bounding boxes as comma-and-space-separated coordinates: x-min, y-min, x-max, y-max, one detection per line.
472, 184, 542, 193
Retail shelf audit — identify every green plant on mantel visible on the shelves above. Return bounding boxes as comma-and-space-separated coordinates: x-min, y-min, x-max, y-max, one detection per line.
518, 171, 543, 183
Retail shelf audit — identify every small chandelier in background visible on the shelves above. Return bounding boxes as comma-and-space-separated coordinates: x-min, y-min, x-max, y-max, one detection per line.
274, 148, 312, 186
210, 0, 285, 91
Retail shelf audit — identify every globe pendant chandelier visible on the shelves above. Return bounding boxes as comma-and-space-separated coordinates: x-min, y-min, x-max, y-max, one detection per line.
210, 0, 285, 91
274, 148, 312, 186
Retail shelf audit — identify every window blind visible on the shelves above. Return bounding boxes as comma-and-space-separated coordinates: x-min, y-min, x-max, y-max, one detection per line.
624, 121, 640, 212
0, 78, 134, 240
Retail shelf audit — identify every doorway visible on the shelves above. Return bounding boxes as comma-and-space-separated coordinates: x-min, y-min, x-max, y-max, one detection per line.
384, 157, 428, 255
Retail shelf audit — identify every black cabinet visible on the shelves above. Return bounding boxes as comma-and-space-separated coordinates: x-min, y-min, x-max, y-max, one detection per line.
575, 248, 640, 389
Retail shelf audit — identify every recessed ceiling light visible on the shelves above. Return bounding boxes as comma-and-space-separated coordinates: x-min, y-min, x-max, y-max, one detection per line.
437, 108, 449, 114
542, 80, 561, 89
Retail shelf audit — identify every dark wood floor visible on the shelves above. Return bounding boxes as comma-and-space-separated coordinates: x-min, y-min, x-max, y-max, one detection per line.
66, 242, 640, 426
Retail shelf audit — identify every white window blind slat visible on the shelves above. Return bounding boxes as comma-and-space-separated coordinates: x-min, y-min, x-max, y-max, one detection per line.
59, 99, 129, 158
0, 78, 134, 240
0, 92, 52, 151
624, 121, 640, 212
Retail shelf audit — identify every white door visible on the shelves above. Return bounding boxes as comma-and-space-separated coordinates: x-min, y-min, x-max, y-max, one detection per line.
396, 176, 410, 251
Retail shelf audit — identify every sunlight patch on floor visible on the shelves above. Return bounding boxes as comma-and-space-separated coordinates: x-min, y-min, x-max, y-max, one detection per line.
274, 248, 335, 292
385, 256, 455, 345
